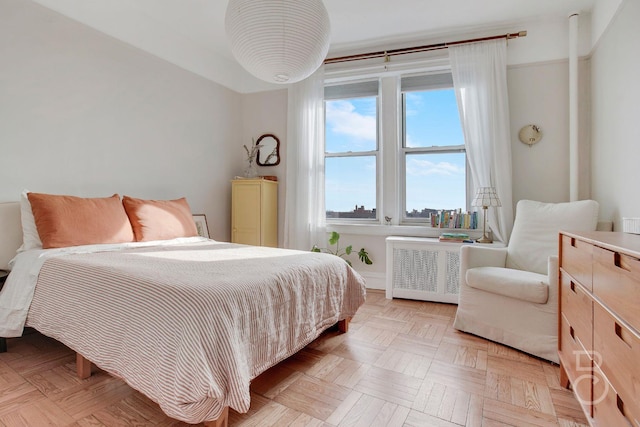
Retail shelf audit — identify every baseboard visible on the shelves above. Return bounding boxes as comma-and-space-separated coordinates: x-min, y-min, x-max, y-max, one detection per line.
358, 271, 385, 290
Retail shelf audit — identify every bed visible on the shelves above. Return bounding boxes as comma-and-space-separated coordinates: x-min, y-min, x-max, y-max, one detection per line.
0, 199, 366, 426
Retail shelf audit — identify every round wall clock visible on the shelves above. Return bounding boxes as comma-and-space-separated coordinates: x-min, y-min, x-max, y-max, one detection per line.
518, 124, 542, 146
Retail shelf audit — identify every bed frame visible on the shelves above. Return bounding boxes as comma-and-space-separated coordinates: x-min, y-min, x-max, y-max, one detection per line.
0, 201, 352, 426
75, 317, 351, 427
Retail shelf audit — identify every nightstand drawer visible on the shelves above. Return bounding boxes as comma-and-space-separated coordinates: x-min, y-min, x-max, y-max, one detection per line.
559, 312, 592, 410
593, 245, 640, 333
560, 270, 593, 350
561, 235, 593, 291
593, 302, 640, 424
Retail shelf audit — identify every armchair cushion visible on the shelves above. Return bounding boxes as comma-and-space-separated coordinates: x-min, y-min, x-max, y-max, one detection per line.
506, 200, 599, 275
466, 266, 549, 303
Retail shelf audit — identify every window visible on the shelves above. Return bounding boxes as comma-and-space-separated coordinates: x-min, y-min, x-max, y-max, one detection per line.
324, 73, 467, 225
324, 81, 379, 220
401, 74, 466, 222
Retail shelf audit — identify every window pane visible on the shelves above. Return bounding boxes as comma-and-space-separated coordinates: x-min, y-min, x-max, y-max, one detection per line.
326, 156, 376, 219
405, 152, 466, 218
404, 89, 463, 148
325, 97, 377, 153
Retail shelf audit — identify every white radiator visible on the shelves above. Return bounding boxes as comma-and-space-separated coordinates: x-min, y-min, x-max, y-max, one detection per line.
385, 236, 462, 304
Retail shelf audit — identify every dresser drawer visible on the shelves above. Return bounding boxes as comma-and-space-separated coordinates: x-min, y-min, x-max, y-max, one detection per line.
593, 365, 636, 427
561, 234, 593, 291
560, 270, 593, 350
593, 302, 640, 425
559, 313, 592, 410
593, 246, 640, 333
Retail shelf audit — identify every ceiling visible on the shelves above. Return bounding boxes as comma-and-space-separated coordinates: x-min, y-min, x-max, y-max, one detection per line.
31, 0, 598, 91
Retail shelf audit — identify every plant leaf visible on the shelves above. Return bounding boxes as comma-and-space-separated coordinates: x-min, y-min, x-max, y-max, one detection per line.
358, 248, 373, 265
311, 245, 321, 253
328, 231, 340, 246
345, 245, 352, 255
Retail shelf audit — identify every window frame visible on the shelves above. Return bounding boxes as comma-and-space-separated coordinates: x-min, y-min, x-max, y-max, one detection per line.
322, 71, 470, 228
399, 74, 469, 225
324, 81, 381, 223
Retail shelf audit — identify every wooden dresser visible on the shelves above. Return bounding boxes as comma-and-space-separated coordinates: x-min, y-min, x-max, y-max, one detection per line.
559, 231, 640, 427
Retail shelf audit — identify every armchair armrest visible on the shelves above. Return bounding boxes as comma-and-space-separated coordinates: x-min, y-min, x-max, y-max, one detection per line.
460, 244, 508, 290
460, 245, 508, 270
547, 255, 559, 306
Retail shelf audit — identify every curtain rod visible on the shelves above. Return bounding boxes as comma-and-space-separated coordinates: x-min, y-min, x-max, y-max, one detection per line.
324, 30, 527, 65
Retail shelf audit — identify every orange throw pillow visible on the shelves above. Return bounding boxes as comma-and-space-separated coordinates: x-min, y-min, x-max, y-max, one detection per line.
122, 196, 198, 242
27, 193, 135, 249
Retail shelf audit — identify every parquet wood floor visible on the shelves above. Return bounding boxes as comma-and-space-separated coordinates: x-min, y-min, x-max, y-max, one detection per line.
0, 290, 588, 426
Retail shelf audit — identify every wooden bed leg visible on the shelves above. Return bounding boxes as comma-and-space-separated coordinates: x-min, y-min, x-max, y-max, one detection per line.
204, 406, 229, 427
76, 353, 92, 379
338, 317, 351, 333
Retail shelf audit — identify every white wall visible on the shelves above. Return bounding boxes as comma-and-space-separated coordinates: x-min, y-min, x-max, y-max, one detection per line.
591, 0, 625, 48
509, 61, 571, 204
0, 0, 243, 241
591, 0, 640, 229
240, 90, 288, 245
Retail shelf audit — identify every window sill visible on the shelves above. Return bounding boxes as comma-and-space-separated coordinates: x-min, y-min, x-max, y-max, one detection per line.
327, 223, 484, 238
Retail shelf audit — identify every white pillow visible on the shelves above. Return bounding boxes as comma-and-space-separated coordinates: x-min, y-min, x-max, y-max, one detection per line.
17, 189, 43, 252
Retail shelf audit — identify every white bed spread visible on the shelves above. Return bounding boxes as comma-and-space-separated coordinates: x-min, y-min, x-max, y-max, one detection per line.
0, 239, 366, 423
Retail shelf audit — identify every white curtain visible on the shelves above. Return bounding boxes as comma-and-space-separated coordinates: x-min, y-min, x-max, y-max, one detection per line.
283, 67, 326, 250
449, 39, 514, 243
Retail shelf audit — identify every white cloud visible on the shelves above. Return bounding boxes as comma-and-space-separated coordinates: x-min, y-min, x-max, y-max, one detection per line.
326, 100, 376, 142
406, 157, 464, 177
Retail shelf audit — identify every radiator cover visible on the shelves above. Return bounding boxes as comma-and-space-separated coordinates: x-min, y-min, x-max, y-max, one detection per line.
386, 236, 462, 304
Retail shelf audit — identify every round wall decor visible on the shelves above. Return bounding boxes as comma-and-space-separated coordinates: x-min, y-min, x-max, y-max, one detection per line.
518, 124, 543, 146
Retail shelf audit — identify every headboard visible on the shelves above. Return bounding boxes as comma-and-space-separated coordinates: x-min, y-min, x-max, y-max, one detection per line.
0, 202, 22, 270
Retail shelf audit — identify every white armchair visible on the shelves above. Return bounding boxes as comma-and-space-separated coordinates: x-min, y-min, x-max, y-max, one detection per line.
453, 199, 600, 363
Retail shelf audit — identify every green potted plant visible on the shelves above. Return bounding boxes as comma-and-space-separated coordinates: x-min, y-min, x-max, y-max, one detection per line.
311, 231, 373, 266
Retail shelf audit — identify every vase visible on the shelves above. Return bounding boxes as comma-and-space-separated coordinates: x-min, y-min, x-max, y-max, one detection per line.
243, 161, 258, 178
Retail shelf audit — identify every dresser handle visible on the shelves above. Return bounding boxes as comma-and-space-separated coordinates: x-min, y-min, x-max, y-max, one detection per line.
570, 281, 576, 293
571, 237, 577, 247
615, 322, 633, 348
569, 326, 575, 340
617, 395, 625, 415
616, 394, 635, 425
614, 252, 632, 272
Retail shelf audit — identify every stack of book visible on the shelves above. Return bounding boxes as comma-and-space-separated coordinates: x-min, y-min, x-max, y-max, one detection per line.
439, 232, 470, 242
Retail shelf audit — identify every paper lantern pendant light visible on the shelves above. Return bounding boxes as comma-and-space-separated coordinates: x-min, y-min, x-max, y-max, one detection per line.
225, 0, 331, 84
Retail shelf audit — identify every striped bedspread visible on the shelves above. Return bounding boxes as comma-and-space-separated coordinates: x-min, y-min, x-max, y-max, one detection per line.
25, 240, 366, 424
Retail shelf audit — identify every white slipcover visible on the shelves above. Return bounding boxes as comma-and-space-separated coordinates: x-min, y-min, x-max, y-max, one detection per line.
454, 199, 600, 363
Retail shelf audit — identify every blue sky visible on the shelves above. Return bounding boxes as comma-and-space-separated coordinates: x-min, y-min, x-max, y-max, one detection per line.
325, 89, 466, 214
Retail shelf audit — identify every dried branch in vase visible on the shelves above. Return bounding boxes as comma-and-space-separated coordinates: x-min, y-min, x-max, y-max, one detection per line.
243, 138, 263, 178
